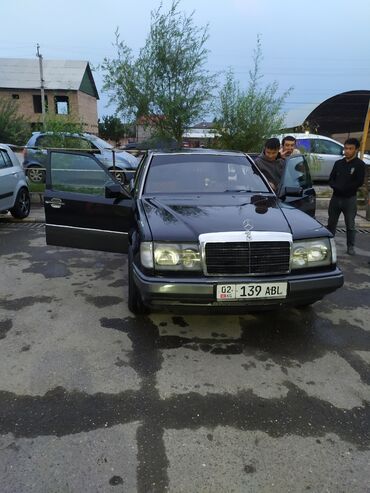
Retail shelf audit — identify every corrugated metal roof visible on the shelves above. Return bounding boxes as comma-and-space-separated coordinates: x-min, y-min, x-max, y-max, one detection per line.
0, 58, 97, 95
283, 90, 370, 133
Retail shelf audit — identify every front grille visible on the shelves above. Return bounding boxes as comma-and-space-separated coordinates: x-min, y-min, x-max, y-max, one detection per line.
205, 241, 290, 275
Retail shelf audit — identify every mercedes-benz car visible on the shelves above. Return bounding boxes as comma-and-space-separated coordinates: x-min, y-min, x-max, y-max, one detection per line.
43, 148, 343, 313
23, 132, 139, 183
0, 143, 31, 219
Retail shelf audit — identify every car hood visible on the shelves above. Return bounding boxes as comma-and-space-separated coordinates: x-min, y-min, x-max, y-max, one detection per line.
114, 150, 139, 167
100, 149, 138, 168
141, 194, 324, 242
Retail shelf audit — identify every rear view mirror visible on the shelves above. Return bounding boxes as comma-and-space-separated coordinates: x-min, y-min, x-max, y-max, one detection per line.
105, 183, 126, 199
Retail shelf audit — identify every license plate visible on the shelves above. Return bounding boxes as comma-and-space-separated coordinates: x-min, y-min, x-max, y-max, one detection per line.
216, 282, 287, 301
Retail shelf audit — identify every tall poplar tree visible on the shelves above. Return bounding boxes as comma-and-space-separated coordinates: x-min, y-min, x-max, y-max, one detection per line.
101, 1, 216, 144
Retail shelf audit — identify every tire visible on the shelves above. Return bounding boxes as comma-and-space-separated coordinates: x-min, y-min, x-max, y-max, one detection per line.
27, 166, 46, 183
128, 249, 148, 315
109, 168, 125, 184
10, 187, 31, 219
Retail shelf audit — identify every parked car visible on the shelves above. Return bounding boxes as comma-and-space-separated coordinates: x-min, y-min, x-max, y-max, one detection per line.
0, 144, 31, 219
122, 137, 178, 150
43, 148, 343, 314
276, 133, 370, 181
23, 132, 139, 183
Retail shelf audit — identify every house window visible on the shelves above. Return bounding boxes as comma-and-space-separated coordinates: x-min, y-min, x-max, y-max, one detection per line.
33, 95, 48, 113
12, 94, 19, 99
55, 96, 69, 115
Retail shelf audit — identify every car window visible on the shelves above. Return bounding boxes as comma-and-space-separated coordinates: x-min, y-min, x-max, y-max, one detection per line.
49, 152, 114, 195
64, 136, 95, 151
86, 135, 113, 149
0, 151, 7, 169
283, 156, 312, 189
312, 139, 342, 155
36, 134, 67, 149
0, 150, 13, 168
295, 139, 312, 153
144, 154, 269, 194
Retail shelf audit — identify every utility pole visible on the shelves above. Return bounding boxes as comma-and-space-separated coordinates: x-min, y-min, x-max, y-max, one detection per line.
36, 44, 46, 125
360, 100, 370, 220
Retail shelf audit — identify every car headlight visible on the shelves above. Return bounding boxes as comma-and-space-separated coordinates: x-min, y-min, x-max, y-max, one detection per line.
291, 238, 334, 269
140, 242, 201, 271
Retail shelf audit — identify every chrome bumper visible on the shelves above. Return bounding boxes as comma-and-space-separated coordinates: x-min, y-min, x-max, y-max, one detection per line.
133, 265, 344, 307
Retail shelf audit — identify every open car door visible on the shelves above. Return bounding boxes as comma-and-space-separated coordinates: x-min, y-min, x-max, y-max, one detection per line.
278, 155, 316, 217
44, 150, 133, 253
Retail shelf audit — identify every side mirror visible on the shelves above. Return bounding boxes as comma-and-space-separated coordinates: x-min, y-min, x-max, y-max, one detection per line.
279, 186, 303, 200
105, 183, 126, 199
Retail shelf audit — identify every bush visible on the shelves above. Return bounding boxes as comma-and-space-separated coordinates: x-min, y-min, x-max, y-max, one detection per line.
0, 98, 31, 145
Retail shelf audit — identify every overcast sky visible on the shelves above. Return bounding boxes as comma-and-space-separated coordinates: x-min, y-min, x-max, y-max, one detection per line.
1, 0, 369, 122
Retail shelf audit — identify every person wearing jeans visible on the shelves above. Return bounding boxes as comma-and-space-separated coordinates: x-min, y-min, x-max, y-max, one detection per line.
326, 138, 366, 255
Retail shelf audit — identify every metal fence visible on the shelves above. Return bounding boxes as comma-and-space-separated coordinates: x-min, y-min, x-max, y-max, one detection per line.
7, 143, 146, 182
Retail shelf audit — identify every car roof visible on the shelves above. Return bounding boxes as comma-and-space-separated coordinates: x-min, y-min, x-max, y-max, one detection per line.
27, 132, 112, 148
0, 143, 20, 161
0, 143, 13, 151
149, 148, 246, 157
31, 131, 94, 138
277, 133, 344, 145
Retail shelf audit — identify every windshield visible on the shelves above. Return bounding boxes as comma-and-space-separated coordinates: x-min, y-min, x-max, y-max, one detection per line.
144, 154, 270, 194
86, 135, 113, 149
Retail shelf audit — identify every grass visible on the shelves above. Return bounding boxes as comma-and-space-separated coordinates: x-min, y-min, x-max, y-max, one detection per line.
28, 182, 45, 193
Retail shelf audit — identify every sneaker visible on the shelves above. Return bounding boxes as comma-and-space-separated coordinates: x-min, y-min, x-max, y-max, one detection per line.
347, 246, 355, 256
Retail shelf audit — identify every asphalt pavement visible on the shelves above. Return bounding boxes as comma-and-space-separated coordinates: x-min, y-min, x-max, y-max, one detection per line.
1, 223, 370, 492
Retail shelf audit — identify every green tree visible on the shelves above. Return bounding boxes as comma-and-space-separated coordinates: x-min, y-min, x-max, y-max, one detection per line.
30, 113, 86, 148
41, 113, 85, 134
101, 0, 216, 144
213, 36, 292, 152
0, 98, 31, 145
98, 115, 134, 145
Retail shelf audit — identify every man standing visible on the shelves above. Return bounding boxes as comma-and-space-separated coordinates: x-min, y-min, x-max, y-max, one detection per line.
279, 135, 300, 159
255, 138, 285, 191
326, 138, 365, 255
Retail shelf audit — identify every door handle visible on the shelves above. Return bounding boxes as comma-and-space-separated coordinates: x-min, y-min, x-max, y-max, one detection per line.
44, 198, 65, 208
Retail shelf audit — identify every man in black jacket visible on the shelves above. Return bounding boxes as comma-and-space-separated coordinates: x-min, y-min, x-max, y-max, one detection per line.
327, 138, 366, 255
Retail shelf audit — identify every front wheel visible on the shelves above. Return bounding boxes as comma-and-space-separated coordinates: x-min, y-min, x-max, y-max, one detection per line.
10, 187, 31, 219
128, 249, 148, 315
109, 168, 125, 184
27, 166, 46, 183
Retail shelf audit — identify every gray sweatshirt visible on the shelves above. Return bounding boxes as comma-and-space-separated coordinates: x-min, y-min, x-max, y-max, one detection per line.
254, 153, 285, 190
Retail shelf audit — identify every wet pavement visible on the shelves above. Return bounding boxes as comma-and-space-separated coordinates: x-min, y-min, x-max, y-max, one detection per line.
0, 223, 369, 492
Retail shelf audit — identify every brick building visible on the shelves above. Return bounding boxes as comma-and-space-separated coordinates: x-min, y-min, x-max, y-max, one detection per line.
0, 58, 99, 133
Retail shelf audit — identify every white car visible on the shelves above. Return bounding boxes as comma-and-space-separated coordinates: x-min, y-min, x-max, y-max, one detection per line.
0, 144, 31, 219
277, 133, 370, 181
